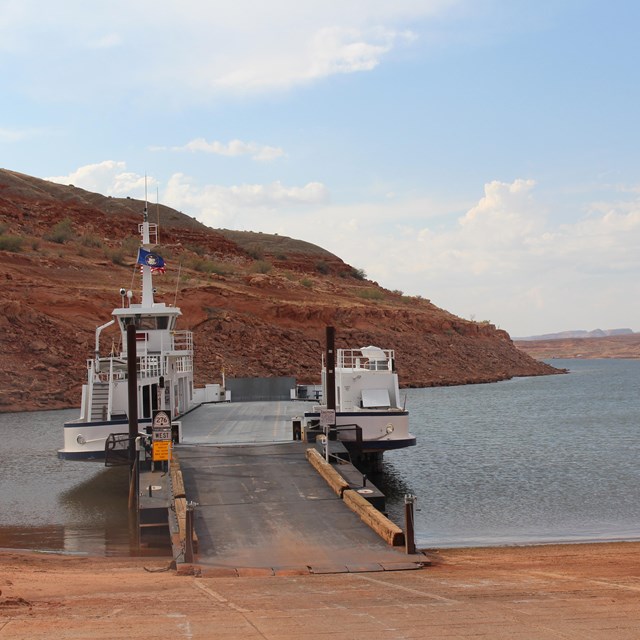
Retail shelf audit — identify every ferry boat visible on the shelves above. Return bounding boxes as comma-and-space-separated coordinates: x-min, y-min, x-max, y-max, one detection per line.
58, 207, 219, 460
304, 330, 416, 469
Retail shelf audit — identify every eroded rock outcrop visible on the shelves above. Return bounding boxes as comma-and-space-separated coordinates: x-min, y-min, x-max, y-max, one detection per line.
0, 168, 558, 412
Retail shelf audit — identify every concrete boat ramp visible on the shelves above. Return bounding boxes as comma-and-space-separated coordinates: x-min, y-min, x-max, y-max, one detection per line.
164, 400, 425, 575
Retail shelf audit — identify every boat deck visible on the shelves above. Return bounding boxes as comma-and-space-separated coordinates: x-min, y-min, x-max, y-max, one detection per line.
180, 400, 307, 445
175, 401, 422, 574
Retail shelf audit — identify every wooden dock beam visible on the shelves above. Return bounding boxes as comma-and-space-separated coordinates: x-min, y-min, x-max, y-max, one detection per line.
169, 454, 198, 561
305, 447, 405, 547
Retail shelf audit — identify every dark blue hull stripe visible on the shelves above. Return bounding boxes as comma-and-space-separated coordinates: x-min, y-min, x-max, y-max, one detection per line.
304, 411, 409, 418
57, 450, 107, 461
342, 437, 417, 451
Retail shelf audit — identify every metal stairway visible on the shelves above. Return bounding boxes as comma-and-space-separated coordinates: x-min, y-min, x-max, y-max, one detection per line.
90, 382, 109, 421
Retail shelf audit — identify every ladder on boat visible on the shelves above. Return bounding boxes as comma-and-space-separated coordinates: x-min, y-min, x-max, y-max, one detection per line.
90, 382, 109, 421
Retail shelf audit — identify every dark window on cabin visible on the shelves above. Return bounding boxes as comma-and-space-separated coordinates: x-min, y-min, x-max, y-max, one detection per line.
138, 317, 156, 330
120, 315, 172, 330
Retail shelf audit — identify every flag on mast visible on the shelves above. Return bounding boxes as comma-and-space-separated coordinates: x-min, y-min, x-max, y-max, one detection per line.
137, 248, 166, 274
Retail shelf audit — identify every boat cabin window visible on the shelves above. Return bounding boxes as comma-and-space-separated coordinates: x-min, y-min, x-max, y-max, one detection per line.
119, 315, 173, 331
156, 316, 170, 329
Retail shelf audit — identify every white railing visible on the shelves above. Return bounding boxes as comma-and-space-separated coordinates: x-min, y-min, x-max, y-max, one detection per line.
334, 348, 395, 371
175, 355, 193, 373
93, 358, 127, 382
89, 328, 194, 395
172, 330, 193, 353
138, 355, 162, 378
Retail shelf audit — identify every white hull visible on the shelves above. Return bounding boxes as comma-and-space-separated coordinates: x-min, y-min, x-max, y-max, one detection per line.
59, 418, 149, 461
304, 410, 415, 453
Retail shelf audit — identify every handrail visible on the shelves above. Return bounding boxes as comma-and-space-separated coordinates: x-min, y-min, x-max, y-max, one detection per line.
323, 348, 395, 371
94, 319, 116, 374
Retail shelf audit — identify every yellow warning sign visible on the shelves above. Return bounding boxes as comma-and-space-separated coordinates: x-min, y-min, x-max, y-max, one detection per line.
152, 440, 172, 462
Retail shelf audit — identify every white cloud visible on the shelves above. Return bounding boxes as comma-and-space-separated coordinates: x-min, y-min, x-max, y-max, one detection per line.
162, 138, 285, 162
163, 174, 329, 227
214, 26, 416, 91
0, 0, 454, 99
266, 178, 640, 335
45, 161, 156, 198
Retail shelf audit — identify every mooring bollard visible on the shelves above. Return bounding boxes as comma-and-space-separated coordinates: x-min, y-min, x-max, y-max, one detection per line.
404, 494, 417, 555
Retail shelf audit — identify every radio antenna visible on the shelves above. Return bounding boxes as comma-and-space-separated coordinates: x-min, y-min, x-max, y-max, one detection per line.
143, 173, 148, 223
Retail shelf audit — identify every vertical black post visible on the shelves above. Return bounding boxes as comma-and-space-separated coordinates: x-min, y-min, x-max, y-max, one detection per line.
126, 324, 139, 463
404, 494, 416, 555
325, 326, 336, 411
185, 504, 195, 563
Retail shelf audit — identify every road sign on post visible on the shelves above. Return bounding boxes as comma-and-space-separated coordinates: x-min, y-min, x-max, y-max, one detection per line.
152, 410, 172, 462
319, 409, 335, 428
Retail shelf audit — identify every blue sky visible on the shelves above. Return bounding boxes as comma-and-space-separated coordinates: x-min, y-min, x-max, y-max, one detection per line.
2, 0, 640, 336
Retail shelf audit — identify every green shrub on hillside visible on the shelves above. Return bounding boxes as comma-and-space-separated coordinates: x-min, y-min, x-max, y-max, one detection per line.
80, 233, 104, 248
251, 260, 272, 274
0, 235, 23, 252
189, 257, 228, 275
246, 245, 265, 260
46, 218, 74, 244
105, 248, 126, 265
357, 288, 384, 301
186, 243, 206, 256
315, 260, 330, 274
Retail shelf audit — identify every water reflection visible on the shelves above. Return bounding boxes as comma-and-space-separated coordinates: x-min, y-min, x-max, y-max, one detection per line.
0, 409, 147, 556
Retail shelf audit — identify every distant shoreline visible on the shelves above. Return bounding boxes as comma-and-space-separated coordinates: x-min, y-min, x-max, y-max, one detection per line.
515, 332, 640, 360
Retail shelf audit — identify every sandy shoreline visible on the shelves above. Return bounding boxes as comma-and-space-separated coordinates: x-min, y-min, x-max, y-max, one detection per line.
2, 541, 640, 638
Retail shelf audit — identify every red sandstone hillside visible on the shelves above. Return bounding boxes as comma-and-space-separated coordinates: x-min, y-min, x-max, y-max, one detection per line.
0, 168, 559, 412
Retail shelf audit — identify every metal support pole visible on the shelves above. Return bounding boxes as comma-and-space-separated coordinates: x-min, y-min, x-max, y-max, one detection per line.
128, 461, 138, 511
185, 502, 195, 563
126, 324, 139, 464
404, 494, 417, 555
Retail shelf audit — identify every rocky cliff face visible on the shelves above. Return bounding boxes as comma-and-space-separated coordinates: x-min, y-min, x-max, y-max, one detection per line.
0, 168, 558, 412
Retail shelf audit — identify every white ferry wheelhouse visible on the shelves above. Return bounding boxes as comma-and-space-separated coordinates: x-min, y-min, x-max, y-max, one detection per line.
304, 339, 416, 467
59, 210, 198, 460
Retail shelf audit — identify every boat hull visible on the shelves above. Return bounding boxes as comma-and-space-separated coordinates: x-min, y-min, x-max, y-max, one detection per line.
304, 410, 415, 454
58, 418, 152, 461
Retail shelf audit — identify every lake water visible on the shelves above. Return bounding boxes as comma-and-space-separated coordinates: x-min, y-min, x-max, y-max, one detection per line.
0, 408, 133, 555
383, 359, 640, 547
1, 359, 639, 554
